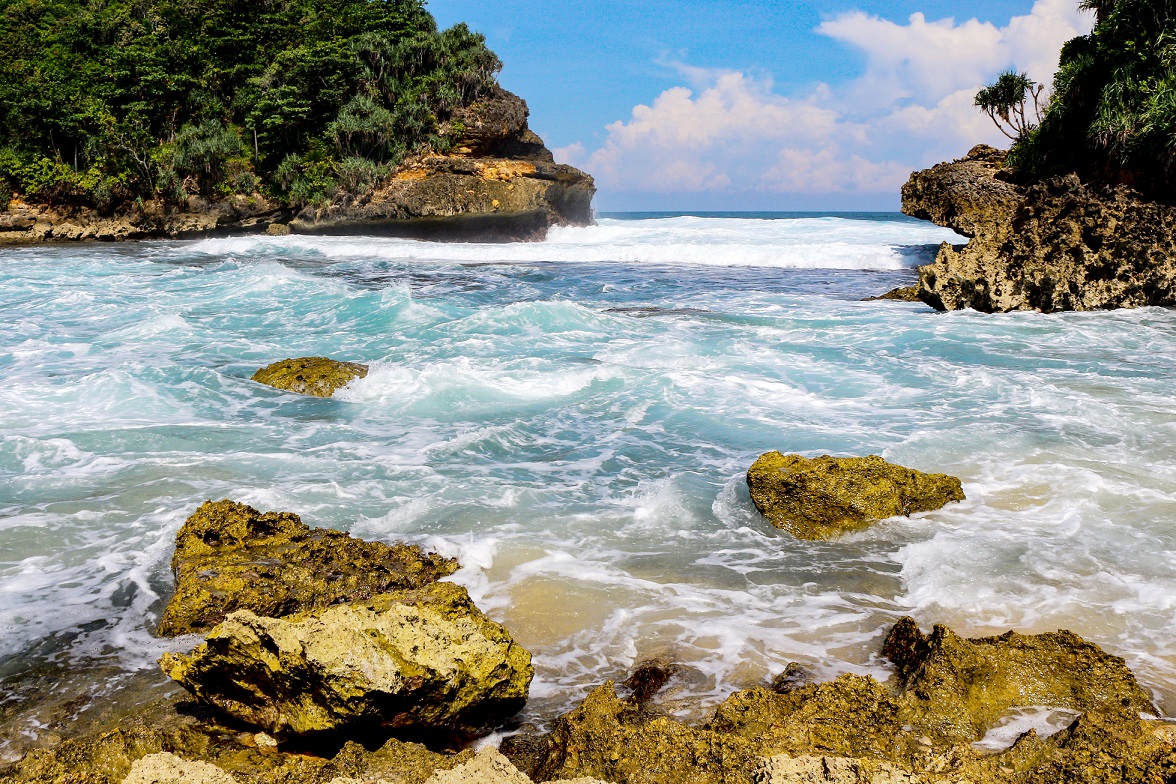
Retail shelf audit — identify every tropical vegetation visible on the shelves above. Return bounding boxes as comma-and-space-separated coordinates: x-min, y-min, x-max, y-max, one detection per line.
0, 0, 501, 210
989, 0, 1176, 198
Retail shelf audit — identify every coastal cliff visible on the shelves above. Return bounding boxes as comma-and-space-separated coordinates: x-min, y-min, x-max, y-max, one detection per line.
0, 0, 593, 244
0, 88, 593, 244
902, 146, 1176, 312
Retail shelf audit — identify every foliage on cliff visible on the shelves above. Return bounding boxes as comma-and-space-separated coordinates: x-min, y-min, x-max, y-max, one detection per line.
1008, 0, 1176, 199
0, 0, 501, 210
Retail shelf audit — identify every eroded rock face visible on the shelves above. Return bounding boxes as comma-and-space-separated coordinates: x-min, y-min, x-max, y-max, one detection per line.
883, 617, 1156, 744
0, 700, 475, 784
159, 582, 534, 737
250, 356, 369, 397
158, 500, 457, 636
522, 618, 1172, 784
121, 752, 236, 784
745, 453, 964, 540
902, 145, 1176, 313
289, 89, 594, 241
862, 285, 921, 302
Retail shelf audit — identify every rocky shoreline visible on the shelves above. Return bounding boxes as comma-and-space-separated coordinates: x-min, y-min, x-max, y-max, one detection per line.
2, 374, 1172, 784
0, 89, 594, 246
901, 146, 1176, 313
5, 495, 1174, 784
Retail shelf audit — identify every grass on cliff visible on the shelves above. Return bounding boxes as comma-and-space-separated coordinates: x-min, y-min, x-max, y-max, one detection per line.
0, 0, 501, 211
1009, 0, 1176, 199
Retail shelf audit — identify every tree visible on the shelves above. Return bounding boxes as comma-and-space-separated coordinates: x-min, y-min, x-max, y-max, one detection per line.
975, 71, 1046, 141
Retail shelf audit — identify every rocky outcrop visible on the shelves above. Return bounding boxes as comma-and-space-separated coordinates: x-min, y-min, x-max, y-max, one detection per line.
290, 91, 593, 242
862, 285, 921, 302
883, 617, 1155, 744
250, 357, 369, 397
160, 582, 534, 737
902, 145, 1176, 312
0, 90, 593, 245
158, 500, 457, 636
0, 194, 284, 245
121, 753, 237, 784
745, 453, 964, 540
514, 618, 1169, 784
0, 698, 481, 784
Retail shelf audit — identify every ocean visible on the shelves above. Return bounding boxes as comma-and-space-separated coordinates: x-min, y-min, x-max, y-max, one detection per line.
4, 212, 1176, 755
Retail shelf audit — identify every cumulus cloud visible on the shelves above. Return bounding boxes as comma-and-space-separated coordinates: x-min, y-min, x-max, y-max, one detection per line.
558, 0, 1093, 199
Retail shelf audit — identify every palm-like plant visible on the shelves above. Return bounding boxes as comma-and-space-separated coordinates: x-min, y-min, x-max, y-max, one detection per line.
975, 71, 1047, 141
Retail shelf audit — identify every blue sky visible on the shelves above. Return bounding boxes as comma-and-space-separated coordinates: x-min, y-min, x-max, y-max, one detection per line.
430, 1, 1093, 210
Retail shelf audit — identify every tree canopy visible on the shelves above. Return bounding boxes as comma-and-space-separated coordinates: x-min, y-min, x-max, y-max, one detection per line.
1007, 0, 1176, 199
0, 0, 501, 209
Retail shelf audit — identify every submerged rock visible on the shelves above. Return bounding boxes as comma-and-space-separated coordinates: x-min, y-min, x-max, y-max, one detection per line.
250, 356, 369, 398
159, 582, 534, 737
902, 145, 1176, 313
862, 285, 921, 302
158, 499, 457, 636
745, 453, 964, 540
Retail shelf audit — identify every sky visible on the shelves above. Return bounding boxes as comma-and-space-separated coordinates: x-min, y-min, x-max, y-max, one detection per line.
429, 0, 1095, 211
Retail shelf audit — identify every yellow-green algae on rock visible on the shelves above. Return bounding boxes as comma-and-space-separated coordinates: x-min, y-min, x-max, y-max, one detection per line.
515, 617, 1169, 784
159, 582, 534, 737
746, 452, 965, 540
250, 356, 369, 397
157, 500, 458, 636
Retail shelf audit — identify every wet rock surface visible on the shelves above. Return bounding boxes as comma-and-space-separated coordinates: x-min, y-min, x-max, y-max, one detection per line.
746, 453, 965, 540
903, 145, 1176, 313
516, 617, 1173, 784
5, 618, 1175, 784
158, 500, 457, 636
160, 582, 534, 737
250, 357, 369, 398
862, 285, 922, 302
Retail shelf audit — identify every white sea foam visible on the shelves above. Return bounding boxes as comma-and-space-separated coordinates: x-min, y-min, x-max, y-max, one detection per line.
183, 215, 962, 270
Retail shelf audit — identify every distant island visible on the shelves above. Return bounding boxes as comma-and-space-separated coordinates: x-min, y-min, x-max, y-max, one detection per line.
0, 0, 594, 242
903, 0, 1176, 313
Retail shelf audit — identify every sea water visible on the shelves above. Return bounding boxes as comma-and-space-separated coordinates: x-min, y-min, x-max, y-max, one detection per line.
4, 213, 1176, 755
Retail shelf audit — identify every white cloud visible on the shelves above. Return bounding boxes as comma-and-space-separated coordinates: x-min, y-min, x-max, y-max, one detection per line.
558, 0, 1094, 198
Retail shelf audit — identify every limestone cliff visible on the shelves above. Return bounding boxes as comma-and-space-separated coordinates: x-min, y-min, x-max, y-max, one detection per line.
902, 145, 1176, 313
0, 89, 594, 245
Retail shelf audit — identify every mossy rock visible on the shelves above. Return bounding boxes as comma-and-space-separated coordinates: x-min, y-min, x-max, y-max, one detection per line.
160, 582, 534, 737
250, 357, 368, 397
157, 500, 458, 636
522, 618, 1171, 784
0, 693, 474, 784
746, 452, 965, 539
883, 616, 1157, 744
862, 284, 921, 302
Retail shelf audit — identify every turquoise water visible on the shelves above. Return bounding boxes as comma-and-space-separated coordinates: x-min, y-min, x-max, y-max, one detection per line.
4, 214, 1176, 749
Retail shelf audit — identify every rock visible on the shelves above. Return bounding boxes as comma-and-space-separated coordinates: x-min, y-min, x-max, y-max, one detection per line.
250, 357, 369, 398
121, 753, 237, 784
158, 499, 457, 636
745, 453, 965, 540
882, 616, 1156, 744
769, 662, 814, 694
622, 659, 680, 706
0, 693, 475, 784
862, 285, 921, 302
902, 146, 1176, 312
423, 749, 530, 784
264, 222, 291, 236
753, 754, 924, 784
159, 582, 534, 737
528, 683, 761, 784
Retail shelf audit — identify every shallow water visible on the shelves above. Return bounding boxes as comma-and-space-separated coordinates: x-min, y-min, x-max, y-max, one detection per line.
4, 213, 1176, 755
